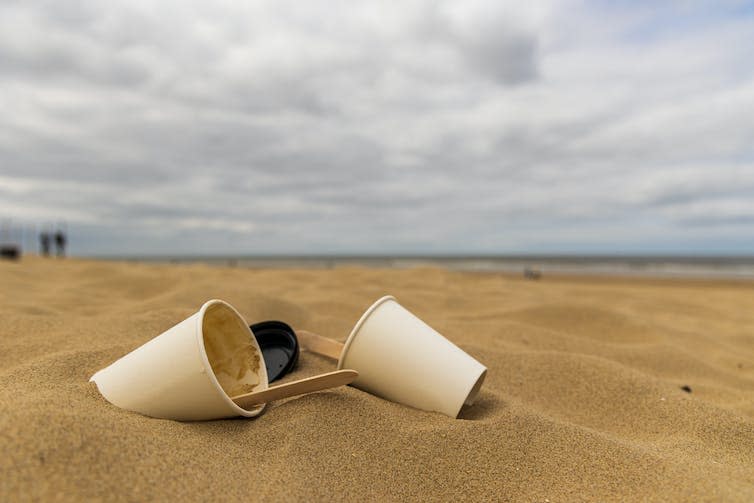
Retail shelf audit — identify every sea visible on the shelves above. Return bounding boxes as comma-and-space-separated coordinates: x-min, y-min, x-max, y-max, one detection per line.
123, 255, 754, 280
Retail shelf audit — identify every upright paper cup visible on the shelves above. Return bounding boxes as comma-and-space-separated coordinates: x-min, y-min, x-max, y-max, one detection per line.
337, 296, 486, 418
90, 299, 268, 421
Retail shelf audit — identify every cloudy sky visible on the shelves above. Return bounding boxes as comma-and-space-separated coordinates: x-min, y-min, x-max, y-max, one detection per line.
1, 0, 753, 256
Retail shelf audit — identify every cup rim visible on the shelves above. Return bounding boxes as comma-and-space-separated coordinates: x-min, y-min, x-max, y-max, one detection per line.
451, 367, 487, 418
196, 299, 268, 417
337, 295, 396, 370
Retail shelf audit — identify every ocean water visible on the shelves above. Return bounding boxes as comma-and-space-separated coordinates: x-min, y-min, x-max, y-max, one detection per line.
130, 255, 754, 279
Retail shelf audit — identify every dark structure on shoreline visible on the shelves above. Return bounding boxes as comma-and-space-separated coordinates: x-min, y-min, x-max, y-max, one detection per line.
0, 244, 20, 260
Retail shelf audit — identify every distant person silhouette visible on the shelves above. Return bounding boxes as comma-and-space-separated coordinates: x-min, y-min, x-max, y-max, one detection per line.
40, 232, 51, 257
54, 230, 67, 258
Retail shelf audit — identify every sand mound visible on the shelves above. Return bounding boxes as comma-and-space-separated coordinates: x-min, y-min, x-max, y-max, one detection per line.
1, 258, 753, 501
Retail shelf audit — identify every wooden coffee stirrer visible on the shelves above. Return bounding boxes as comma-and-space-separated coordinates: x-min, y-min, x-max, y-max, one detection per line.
232, 330, 354, 409
231, 369, 357, 409
295, 330, 344, 360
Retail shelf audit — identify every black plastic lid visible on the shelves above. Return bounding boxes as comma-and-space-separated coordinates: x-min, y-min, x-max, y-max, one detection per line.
250, 320, 299, 383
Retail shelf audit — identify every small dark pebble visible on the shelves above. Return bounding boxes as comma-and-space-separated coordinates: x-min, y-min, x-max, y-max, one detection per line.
680, 385, 692, 393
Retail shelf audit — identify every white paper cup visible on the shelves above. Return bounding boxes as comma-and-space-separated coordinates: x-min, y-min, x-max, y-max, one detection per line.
337, 296, 487, 418
90, 299, 268, 421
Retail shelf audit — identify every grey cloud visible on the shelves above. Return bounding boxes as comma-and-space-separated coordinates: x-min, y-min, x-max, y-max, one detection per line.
458, 30, 539, 84
414, 2, 540, 85
0, 27, 153, 88
1, 1, 753, 255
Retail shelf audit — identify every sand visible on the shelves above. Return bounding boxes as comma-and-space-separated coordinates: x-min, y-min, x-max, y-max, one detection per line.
1, 257, 753, 501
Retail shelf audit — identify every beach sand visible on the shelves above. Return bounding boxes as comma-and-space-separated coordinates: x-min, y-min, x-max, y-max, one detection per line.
1, 257, 753, 501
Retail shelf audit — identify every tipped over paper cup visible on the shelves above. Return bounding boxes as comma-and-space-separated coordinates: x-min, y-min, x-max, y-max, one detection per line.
336, 296, 487, 418
90, 299, 268, 421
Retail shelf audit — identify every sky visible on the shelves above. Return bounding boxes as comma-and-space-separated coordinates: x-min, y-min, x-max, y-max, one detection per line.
1, 0, 753, 256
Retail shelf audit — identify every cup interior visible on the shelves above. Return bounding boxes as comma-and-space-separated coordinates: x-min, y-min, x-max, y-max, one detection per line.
202, 302, 265, 400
